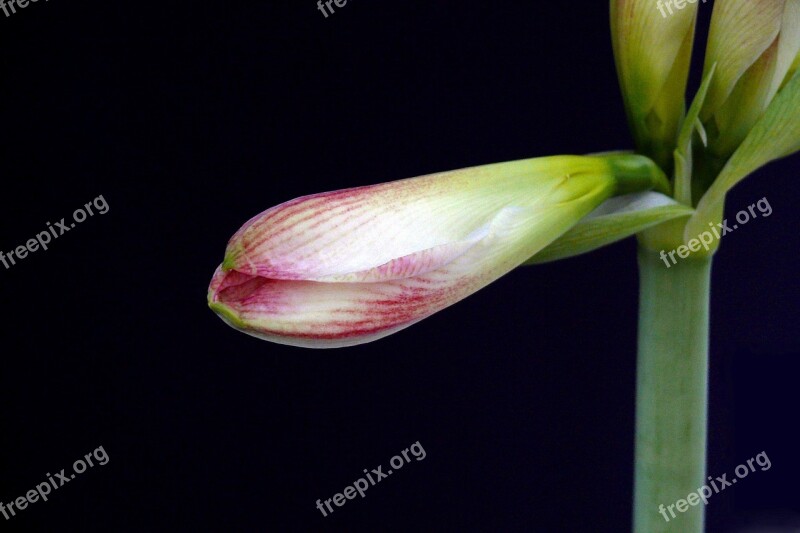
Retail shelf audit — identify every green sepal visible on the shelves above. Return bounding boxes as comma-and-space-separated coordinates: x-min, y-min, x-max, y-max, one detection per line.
525, 192, 693, 264
674, 64, 716, 206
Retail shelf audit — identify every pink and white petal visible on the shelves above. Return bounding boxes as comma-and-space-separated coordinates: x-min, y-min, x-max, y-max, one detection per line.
209, 201, 595, 348
220, 158, 598, 281
209, 274, 457, 348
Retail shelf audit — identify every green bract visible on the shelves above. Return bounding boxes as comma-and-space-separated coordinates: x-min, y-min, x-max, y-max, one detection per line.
531, 192, 692, 264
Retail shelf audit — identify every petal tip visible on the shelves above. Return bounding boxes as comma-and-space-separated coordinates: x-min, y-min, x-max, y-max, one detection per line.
208, 300, 249, 331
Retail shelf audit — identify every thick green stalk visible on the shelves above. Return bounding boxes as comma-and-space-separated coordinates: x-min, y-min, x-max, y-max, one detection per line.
633, 247, 712, 533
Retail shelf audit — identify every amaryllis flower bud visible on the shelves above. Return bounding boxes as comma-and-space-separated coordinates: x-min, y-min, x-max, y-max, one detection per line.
611, 0, 699, 172
701, 0, 800, 158
208, 154, 667, 348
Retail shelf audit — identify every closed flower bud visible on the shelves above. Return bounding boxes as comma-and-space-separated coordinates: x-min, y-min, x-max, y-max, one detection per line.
701, 0, 800, 158
611, 0, 700, 172
208, 154, 666, 348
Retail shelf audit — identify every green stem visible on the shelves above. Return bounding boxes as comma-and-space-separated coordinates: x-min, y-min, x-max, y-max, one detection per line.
633, 247, 712, 533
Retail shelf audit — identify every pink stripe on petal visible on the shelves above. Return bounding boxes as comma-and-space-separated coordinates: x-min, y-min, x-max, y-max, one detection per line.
307, 238, 481, 283
209, 271, 468, 348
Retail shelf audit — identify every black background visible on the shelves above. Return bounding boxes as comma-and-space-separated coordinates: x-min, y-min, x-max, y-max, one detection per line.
1, 1, 798, 531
